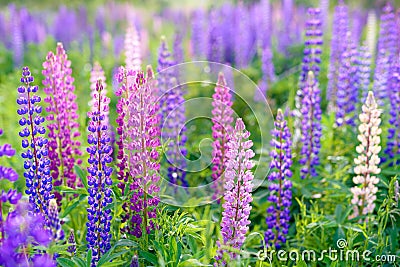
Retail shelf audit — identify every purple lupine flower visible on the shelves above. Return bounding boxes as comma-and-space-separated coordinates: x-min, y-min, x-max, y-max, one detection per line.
357, 44, 372, 103
257, 0, 272, 49
173, 31, 184, 65
373, 48, 390, 103
130, 255, 139, 267
0, 129, 18, 182
0, 201, 55, 267
278, 0, 294, 54
335, 32, 358, 127
207, 9, 223, 64
299, 72, 322, 179
191, 9, 208, 60
327, 0, 348, 108
256, 45, 276, 101
0, 189, 22, 205
86, 80, 113, 265
9, 4, 23, 66
220, 3, 235, 64
53, 6, 78, 49
385, 57, 400, 162
215, 118, 255, 264
121, 69, 161, 238
293, 8, 323, 144
265, 109, 292, 249
319, 0, 329, 29
157, 37, 188, 186
42, 43, 82, 195
47, 199, 64, 241
211, 73, 234, 201
234, 4, 253, 68
67, 230, 76, 255
124, 25, 141, 71
350, 92, 381, 218
17, 67, 53, 215
299, 8, 323, 84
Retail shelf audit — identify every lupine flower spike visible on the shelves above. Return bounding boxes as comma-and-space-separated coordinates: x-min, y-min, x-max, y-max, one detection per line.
351, 91, 381, 218
17, 66, 53, 216
265, 109, 292, 249
215, 118, 255, 265
86, 80, 113, 266
124, 26, 141, 71
385, 58, 400, 162
299, 71, 322, 179
211, 73, 233, 201
121, 69, 161, 238
42, 42, 81, 194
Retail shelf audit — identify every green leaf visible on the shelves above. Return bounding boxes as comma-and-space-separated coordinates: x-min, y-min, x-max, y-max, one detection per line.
87, 249, 93, 267
139, 250, 158, 265
98, 249, 131, 266
75, 165, 88, 191
72, 257, 86, 267
61, 194, 87, 218
294, 260, 307, 267
56, 258, 76, 267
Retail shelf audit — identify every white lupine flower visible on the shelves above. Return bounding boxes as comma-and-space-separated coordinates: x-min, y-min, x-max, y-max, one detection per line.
351, 92, 382, 218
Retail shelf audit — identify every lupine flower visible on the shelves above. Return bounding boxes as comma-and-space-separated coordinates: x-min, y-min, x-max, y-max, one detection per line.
130, 255, 139, 267
47, 199, 64, 241
173, 31, 184, 65
256, 45, 275, 101
191, 9, 208, 60
207, 9, 223, 64
294, 8, 323, 138
0, 201, 55, 267
67, 230, 76, 255
234, 4, 253, 68
278, 0, 294, 54
124, 26, 141, 71
17, 67, 53, 216
327, 0, 348, 109
9, 5, 23, 67
373, 3, 398, 103
211, 73, 233, 201
350, 91, 381, 217
299, 71, 322, 179
385, 58, 400, 161
115, 66, 131, 195
0, 189, 22, 205
265, 109, 292, 249
0, 129, 18, 182
215, 118, 255, 265
157, 38, 188, 187
357, 44, 372, 102
42, 43, 82, 194
220, 3, 235, 64
86, 80, 113, 265
335, 32, 358, 127
118, 68, 161, 238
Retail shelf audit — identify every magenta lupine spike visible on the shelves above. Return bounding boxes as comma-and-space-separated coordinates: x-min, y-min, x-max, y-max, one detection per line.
215, 118, 255, 265
327, 0, 348, 109
299, 72, 322, 179
211, 73, 233, 201
86, 80, 113, 265
115, 66, 131, 195
89, 62, 107, 109
119, 69, 161, 238
17, 67, 54, 216
42, 42, 82, 194
124, 25, 141, 71
265, 109, 292, 249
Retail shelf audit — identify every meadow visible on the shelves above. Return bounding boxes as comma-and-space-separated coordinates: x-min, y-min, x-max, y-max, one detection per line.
0, 0, 399, 266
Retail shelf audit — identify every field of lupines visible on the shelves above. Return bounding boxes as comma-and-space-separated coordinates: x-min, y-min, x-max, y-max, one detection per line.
0, 0, 399, 266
